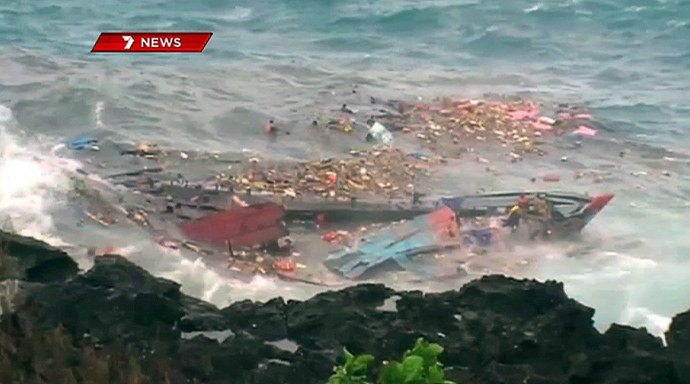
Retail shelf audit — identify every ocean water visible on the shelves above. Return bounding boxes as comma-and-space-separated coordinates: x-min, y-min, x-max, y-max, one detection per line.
1, 0, 690, 337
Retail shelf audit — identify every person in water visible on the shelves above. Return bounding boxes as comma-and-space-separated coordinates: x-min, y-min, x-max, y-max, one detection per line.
263, 119, 290, 136
263, 120, 277, 135
528, 193, 554, 240
503, 196, 529, 230
533, 193, 549, 217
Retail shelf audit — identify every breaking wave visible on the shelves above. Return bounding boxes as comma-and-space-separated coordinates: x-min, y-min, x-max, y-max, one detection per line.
0, 104, 74, 246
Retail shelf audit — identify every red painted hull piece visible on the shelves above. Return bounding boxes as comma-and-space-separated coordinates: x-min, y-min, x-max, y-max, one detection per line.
427, 206, 460, 239
179, 203, 288, 248
585, 193, 614, 214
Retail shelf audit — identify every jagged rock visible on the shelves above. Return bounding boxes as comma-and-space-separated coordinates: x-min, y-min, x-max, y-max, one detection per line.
220, 275, 681, 384
667, 309, 690, 383
10, 255, 228, 351
0, 279, 42, 315
582, 324, 678, 384
284, 283, 397, 354
222, 297, 288, 340
0, 243, 684, 384
80, 254, 181, 296
178, 295, 229, 332
81, 256, 227, 332
0, 230, 78, 283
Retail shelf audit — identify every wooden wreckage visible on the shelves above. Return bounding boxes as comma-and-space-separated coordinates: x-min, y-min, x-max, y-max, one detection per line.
325, 191, 614, 280
92, 179, 613, 284
66, 95, 611, 284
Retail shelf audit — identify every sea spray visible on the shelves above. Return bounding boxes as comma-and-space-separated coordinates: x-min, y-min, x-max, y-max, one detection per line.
0, 105, 72, 245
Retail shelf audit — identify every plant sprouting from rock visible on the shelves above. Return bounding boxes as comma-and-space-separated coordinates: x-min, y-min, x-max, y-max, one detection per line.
327, 347, 375, 384
327, 338, 455, 384
379, 338, 454, 384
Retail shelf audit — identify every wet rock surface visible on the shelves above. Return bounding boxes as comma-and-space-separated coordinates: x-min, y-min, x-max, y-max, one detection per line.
0, 230, 78, 284
0, 239, 686, 384
13, 255, 227, 351
666, 309, 690, 383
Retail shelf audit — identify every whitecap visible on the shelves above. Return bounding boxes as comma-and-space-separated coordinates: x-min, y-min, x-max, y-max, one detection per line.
0, 105, 74, 246
217, 6, 252, 22
524, 4, 544, 13
95, 100, 105, 128
621, 306, 672, 342
0, 105, 12, 123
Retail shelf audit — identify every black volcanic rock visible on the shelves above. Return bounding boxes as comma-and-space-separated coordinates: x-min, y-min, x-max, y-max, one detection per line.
80, 255, 228, 332
588, 324, 678, 384
10, 255, 228, 352
0, 230, 78, 283
0, 239, 686, 384
222, 297, 289, 340
220, 276, 682, 384
667, 309, 690, 383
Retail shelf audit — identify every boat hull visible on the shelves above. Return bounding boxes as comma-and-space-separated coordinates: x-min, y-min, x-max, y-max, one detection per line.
179, 202, 288, 249
325, 192, 614, 280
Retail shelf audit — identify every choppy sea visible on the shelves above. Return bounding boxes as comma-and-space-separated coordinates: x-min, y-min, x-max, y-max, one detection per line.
1, 0, 690, 338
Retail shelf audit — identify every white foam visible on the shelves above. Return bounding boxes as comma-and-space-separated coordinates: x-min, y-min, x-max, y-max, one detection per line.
95, 101, 105, 128
621, 306, 672, 342
608, 253, 658, 270
0, 105, 12, 123
0, 106, 74, 246
158, 256, 307, 309
218, 6, 253, 21
527, 234, 690, 338
524, 4, 544, 13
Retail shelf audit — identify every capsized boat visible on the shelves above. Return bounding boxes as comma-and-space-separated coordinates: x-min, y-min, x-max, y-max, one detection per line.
440, 191, 615, 236
325, 191, 614, 280
157, 188, 613, 253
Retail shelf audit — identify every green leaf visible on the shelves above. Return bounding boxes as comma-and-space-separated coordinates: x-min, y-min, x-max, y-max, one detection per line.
406, 339, 445, 370
403, 343, 419, 361
379, 361, 404, 384
408, 338, 428, 354
327, 371, 346, 384
401, 355, 424, 382
352, 354, 375, 373
428, 366, 444, 381
343, 347, 355, 363
426, 343, 444, 357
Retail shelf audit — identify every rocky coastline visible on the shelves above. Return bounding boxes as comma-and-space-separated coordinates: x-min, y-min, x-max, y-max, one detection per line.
0, 229, 688, 384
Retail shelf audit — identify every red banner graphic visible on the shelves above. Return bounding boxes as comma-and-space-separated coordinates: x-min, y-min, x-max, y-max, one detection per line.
91, 32, 212, 53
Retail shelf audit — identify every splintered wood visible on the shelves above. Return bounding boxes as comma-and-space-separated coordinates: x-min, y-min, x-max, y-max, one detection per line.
379, 97, 570, 154
234, 148, 445, 198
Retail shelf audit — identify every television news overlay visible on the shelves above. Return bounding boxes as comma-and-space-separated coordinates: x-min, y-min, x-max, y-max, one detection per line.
91, 32, 213, 53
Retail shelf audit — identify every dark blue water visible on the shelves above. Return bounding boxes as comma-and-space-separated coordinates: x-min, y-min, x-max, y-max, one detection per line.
0, 0, 689, 336
0, 0, 688, 148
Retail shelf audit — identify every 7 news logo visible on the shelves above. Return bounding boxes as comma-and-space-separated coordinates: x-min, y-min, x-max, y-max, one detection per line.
122, 35, 134, 50
91, 32, 212, 53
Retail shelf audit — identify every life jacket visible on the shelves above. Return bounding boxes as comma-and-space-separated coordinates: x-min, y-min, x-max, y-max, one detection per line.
508, 205, 522, 217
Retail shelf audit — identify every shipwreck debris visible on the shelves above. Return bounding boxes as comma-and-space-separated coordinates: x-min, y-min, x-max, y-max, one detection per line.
226, 148, 442, 199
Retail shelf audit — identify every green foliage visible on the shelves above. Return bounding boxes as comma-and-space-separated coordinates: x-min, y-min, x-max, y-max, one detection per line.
327, 347, 375, 384
327, 338, 456, 384
380, 338, 455, 384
